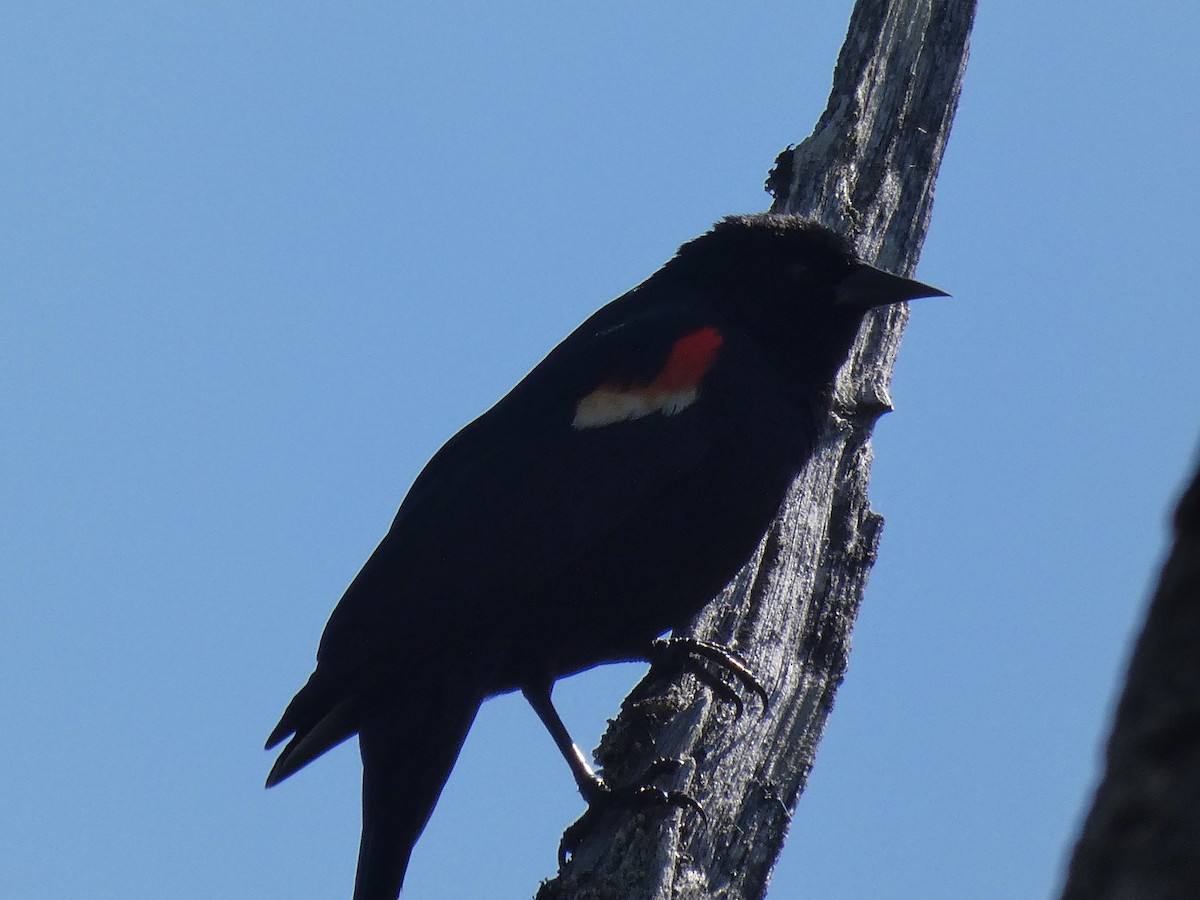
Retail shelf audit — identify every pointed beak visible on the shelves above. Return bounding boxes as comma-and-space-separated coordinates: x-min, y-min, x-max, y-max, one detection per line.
835, 262, 949, 309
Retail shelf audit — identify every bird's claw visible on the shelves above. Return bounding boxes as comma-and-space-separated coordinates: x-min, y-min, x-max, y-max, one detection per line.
648, 637, 770, 717
557, 758, 706, 866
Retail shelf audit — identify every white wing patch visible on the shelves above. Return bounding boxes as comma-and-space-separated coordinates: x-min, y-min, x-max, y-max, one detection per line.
573, 385, 700, 429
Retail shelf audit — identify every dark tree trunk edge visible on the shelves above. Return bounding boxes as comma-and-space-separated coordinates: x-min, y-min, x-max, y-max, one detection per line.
1061, 454, 1200, 899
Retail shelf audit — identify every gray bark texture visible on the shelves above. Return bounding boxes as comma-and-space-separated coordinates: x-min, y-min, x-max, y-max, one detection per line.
535, 2, 975, 898
1061, 454, 1200, 900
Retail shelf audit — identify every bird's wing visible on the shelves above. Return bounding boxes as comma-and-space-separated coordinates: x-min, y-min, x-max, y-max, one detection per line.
320, 300, 732, 660
265, 299, 741, 768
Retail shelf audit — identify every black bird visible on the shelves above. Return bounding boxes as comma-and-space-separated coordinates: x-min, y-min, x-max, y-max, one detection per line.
266, 214, 944, 899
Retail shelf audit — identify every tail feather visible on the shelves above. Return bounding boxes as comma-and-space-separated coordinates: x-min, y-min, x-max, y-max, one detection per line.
265, 696, 358, 787
353, 685, 480, 900
266, 669, 340, 751
265, 667, 360, 787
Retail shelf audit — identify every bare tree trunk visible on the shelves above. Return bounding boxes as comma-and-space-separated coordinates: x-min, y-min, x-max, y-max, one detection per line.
535, 1, 975, 897
1060, 454, 1200, 899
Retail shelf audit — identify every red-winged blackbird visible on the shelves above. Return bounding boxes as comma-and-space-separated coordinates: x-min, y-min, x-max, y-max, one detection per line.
266, 214, 944, 899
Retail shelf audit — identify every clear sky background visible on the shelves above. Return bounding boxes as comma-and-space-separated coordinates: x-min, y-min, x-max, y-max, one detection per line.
4, 3, 1199, 899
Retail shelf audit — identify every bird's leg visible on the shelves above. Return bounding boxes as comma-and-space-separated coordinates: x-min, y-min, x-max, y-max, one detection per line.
521, 684, 705, 865
522, 684, 605, 802
646, 637, 770, 718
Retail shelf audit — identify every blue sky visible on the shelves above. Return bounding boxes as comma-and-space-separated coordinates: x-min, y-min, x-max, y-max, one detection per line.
4, 3, 1199, 898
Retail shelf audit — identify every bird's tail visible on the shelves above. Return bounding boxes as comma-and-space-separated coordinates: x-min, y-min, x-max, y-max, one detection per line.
352, 679, 481, 900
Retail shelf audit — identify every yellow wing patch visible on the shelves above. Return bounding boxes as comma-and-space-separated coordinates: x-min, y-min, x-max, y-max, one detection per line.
573, 385, 700, 429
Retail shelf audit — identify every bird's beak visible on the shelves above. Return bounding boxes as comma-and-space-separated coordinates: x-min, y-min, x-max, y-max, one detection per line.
835, 262, 949, 308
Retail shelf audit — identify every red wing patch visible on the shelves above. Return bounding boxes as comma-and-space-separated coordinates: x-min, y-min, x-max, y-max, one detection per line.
573, 327, 724, 430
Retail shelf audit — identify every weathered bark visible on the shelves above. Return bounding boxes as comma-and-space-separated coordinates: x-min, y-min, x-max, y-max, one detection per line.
536, 2, 975, 898
1060, 455, 1200, 899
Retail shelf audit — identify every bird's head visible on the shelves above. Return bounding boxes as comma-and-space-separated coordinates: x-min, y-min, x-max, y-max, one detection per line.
667, 213, 946, 380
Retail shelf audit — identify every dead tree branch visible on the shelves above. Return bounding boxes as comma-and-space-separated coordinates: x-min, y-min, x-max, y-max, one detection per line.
537, 2, 975, 897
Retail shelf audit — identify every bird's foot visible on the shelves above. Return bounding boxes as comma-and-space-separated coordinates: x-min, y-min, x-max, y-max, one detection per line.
558, 758, 705, 866
648, 637, 769, 718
